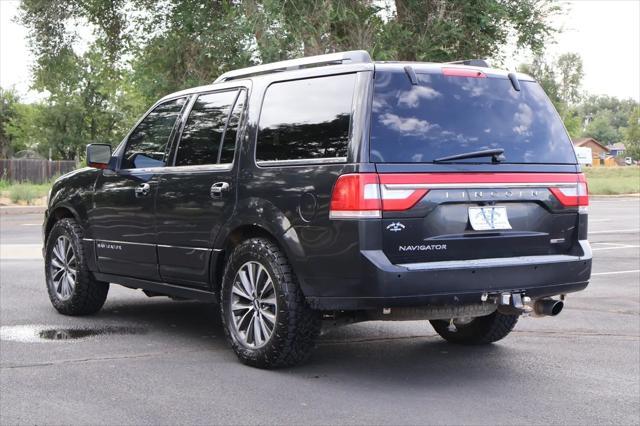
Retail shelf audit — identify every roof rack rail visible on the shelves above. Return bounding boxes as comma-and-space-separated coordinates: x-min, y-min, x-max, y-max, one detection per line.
213, 50, 372, 83
446, 59, 490, 68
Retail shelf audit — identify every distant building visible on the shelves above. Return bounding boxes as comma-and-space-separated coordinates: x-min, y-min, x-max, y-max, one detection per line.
572, 138, 610, 164
606, 142, 626, 157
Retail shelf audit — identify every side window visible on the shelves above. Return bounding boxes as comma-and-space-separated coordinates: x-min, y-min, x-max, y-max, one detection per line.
256, 73, 356, 163
220, 91, 246, 164
174, 90, 242, 167
122, 98, 186, 169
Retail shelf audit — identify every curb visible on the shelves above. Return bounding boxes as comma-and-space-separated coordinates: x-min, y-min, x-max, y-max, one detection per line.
0, 205, 46, 216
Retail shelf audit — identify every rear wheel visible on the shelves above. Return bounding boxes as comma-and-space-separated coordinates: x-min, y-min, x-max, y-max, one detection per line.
430, 311, 518, 345
45, 218, 109, 315
220, 238, 321, 368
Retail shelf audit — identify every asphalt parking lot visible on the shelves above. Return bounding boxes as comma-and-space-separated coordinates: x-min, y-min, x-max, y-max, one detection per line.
1, 199, 639, 425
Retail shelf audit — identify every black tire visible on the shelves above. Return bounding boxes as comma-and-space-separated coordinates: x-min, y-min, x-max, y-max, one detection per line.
45, 218, 109, 315
220, 238, 321, 369
430, 311, 518, 345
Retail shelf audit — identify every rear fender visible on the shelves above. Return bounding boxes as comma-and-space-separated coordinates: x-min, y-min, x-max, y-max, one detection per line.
214, 197, 306, 263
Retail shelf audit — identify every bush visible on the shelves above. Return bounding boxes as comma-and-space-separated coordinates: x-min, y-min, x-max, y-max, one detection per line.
4, 182, 51, 205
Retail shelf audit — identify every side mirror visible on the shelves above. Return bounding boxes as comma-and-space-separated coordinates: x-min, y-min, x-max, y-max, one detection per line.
86, 144, 112, 169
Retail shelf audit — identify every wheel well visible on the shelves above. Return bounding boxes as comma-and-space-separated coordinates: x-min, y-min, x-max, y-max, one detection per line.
45, 207, 74, 243
213, 225, 279, 293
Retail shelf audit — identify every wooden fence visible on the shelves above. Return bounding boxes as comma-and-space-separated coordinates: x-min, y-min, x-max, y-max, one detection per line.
0, 159, 78, 184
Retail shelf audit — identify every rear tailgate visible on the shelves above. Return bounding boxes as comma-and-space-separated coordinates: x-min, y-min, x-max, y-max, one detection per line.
369, 65, 586, 264
376, 171, 587, 264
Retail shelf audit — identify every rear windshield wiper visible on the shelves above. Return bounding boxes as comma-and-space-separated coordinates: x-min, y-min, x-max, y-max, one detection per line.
433, 148, 505, 163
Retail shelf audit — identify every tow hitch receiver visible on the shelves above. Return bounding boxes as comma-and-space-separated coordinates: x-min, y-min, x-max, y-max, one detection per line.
497, 292, 525, 315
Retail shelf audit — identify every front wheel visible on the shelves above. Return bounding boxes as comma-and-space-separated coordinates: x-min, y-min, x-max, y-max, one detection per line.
45, 218, 109, 315
220, 238, 321, 369
430, 311, 518, 345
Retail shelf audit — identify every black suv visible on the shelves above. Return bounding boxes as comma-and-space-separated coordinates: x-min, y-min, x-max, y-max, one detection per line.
43, 51, 592, 368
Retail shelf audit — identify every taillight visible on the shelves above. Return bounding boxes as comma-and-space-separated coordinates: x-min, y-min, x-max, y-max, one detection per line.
549, 173, 589, 207
329, 174, 381, 219
329, 173, 428, 219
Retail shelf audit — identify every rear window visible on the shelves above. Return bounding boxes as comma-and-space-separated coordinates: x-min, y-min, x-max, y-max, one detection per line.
256, 73, 355, 163
370, 71, 576, 164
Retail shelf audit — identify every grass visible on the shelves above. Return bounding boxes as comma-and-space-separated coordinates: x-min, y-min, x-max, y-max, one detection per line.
0, 180, 52, 205
583, 167, 640, 195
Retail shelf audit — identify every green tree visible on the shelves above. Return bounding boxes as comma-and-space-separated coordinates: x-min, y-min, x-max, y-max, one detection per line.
584, 110, 620, 146
518, 52, 585, 138
4, 101, 48, 156
17, 0, 566, 159
519, 52, 583, 109
556, 52, 583, 105
518, 54, 560, 105
578, 95, 637, 130
623, 107, 640, 160
0, 88, 20, 158
378, 0, 560, 62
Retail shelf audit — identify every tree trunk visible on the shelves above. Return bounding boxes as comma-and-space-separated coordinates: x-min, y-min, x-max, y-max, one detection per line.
394, 0, 417, 61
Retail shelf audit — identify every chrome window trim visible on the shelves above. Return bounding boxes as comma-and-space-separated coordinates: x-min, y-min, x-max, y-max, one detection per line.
159, 164, 233, 173
256, 157, 348, 167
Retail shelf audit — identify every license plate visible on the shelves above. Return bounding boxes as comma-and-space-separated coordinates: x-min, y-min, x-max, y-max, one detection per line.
468, 206, 512, 231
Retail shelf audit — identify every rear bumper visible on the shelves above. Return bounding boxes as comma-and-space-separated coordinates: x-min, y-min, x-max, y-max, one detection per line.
305, 240, 592, 310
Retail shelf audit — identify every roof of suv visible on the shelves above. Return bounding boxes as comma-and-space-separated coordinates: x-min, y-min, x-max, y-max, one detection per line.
160, 50, 535, 102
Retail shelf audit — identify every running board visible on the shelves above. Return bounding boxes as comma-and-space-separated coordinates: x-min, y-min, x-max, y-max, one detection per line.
92, 272, 217, 302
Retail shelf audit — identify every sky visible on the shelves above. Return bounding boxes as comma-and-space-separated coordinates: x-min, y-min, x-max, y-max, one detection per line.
1, 0, 639, 102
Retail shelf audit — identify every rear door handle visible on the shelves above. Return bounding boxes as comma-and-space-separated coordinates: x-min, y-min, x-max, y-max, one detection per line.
210, 182, 230, 198
135, 183, 151, 197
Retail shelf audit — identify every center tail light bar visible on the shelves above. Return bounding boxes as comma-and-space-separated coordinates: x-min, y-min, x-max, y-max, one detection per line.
329, 173, 589, 220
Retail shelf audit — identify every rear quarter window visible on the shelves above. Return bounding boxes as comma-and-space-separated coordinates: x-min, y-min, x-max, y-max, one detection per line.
256, 73, 356, 163
370, 71, 576, 164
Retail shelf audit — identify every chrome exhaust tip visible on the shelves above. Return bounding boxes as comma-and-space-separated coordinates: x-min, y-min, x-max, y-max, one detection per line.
533, 298, 564, 317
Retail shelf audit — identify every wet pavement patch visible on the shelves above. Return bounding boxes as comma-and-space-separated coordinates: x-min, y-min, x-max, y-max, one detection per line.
0, 325, 146, 343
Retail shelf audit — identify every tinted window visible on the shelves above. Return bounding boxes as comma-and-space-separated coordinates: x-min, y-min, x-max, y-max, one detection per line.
370, 71, 576, 164
175, 91, 238, 167
220, 91, 246, 164
257, 73, 355, 162
122, 98, 186, 169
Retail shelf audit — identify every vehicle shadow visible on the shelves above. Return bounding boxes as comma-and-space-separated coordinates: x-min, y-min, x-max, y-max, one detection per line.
93, 297, 526, 386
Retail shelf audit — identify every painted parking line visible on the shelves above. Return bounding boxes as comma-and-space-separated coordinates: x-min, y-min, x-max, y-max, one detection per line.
0, 244, 42, 260
592, 244, 640, 251
591, 270, 640, 276
589, 228, 640, 235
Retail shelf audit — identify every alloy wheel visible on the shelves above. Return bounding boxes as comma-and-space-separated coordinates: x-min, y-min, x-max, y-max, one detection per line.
49, 236, 77, 301
229, 261, 278, 348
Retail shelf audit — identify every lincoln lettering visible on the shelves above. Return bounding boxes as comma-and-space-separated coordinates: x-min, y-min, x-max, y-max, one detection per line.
398, 244, 447, 252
